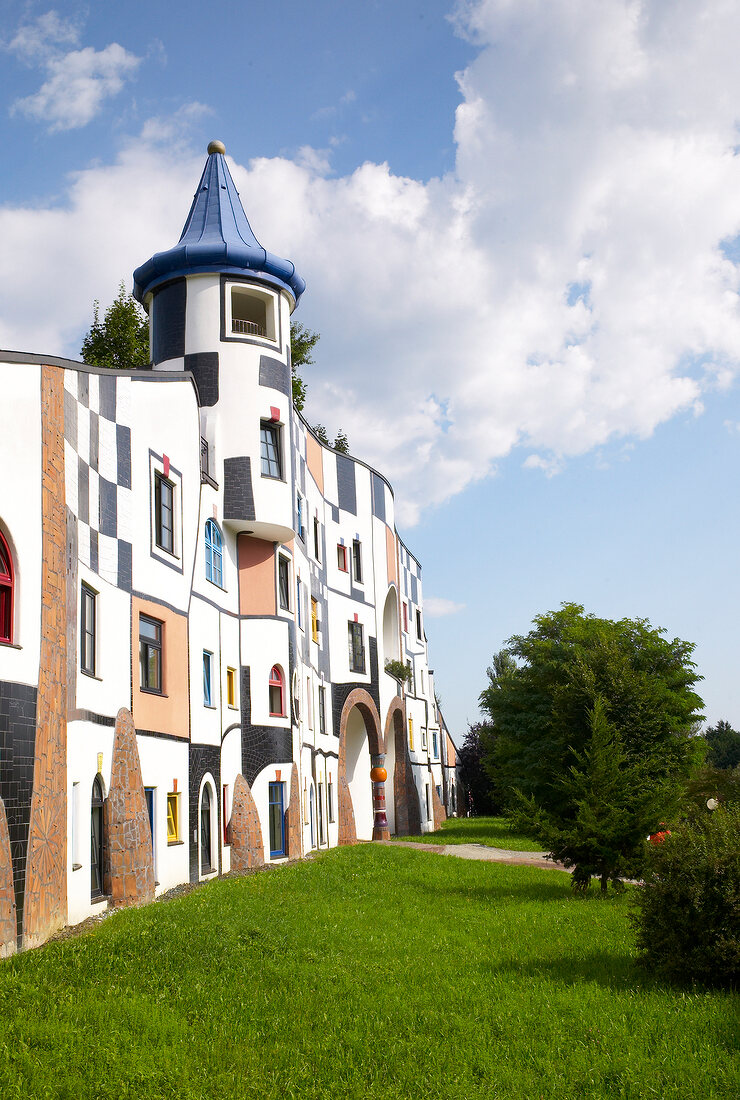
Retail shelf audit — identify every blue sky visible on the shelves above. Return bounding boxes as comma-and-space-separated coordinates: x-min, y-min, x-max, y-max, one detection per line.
2, 0, 740, 740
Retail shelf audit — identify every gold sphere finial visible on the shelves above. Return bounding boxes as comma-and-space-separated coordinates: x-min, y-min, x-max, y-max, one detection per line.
207, 140, 226, 155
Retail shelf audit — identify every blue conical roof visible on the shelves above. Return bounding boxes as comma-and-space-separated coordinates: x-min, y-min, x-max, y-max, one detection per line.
133, 142, 305, 306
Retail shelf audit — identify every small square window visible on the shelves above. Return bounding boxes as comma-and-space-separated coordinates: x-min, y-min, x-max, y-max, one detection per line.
278, 556, 290, 610
80, 583, 96, 676
140, 615, 162, 693
167, 792, 180, 843
337, 544, 348, 572
260, 421, 282, 479
226, 667, 236, 708
348, 621, 365, 674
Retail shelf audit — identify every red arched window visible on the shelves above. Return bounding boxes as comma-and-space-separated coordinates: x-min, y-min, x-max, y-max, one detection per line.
269, 665, 284, 717
0, 532, 13, 645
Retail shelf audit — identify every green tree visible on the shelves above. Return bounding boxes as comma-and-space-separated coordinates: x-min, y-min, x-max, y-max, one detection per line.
81, 282, 149, 369
704, 719, 740, 770
458, 722, 499, 815
481, 603, 704, 891
290, 321, 319, 412
333, 429, 349, 454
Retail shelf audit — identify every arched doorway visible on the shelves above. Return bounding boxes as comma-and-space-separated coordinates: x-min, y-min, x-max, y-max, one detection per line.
337, 689, 387, 844
200, 782, 214, 875
90, 775, 104, 899
345, 707, 374, 840
382, 586, 400, 664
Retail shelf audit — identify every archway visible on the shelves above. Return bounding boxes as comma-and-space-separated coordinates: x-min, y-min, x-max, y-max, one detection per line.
382, 585, 400, 664
386, 699, 422, 837
337, 689, 387, 844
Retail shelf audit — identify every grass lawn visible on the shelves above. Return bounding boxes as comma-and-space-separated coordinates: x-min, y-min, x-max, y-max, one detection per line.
395, 813, 546, 851
0, 846, 737, 1099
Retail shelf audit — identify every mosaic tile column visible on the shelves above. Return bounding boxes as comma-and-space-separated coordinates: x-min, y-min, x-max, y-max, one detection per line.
229, 774, 264, 872
371, 754, 390, 841
0, 796, 17, 957
286, 764, 302, 859
104, 708, 155, 908
23, 365, 68, 949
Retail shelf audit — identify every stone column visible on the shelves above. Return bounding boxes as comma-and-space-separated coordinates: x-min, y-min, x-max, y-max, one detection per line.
370, 754, 390, 841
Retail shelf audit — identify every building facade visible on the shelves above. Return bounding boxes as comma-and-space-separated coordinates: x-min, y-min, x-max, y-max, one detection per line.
0, 141, 457, 953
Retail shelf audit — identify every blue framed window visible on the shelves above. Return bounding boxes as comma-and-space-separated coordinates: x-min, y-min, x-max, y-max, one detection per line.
203, 650, 213, 706
432, 731, 438, 759
205, 520, 223, 586
268, 782, 285, 857
296, 578, 302, 628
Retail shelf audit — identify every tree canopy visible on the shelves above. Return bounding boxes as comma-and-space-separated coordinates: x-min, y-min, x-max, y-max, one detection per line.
704, 719, 740, 770
290, 321, 319, 412
81, 283, 150, 370
480, 603, 705, 890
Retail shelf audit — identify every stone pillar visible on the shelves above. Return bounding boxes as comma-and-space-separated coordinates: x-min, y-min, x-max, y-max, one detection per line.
229, 774, 264, 872
370, 754, 390, 841
104, 708, 155, 909
0, 797, 17, 957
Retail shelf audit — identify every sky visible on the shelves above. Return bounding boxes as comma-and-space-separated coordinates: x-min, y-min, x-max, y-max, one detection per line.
2, 0, 740, 741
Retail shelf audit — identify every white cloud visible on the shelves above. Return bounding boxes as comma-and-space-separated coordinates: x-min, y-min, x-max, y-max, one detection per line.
4, 11, 81, 63
423, 597, 466, 618
3, 1, 740, 525
12, 42, 141, 131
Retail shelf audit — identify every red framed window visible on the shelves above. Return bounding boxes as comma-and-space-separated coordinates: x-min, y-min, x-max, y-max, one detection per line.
337, 544, 348, 572
269, 665, 284, 716
0, 532, 13, 645
402, 601, 408, 633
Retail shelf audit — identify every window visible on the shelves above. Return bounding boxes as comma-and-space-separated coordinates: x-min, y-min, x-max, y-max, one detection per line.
402, 602, 408, 633
144, 787, 155, 855
425, 784, 431, 821
154, 472, 175, 553
200, 784, 213, 873
0, 531, 14, 644
203, 651, 213, 706
421, 726, 428, 751
167, 792, 180, 843
226, 667, 236, 708
223, 784, 231, 844
296, 577, 302, 629
408, 717, 414, 751
91, 775, 104, 900
348, 620, 365, 674
416, 609, 423, 640
328, 778, 334, 822
80, 583, 96, 676
318, 686, 326, 735
337, 543, 348, 572
432, 731, 438, 759
269, 665, 284, 717
278, 556, 290, 610
139, 615, 162, 693
311, 597, 319, 643
297, 493, 305, 540
352, 539, 363, 583
318, 782, 325, 845
231, 285, 276, 341
205, 520, 223, 586
260, 421, 282, 478
307, 676, 313, 729
313, 517, 321, 561
269, 782, 285, 857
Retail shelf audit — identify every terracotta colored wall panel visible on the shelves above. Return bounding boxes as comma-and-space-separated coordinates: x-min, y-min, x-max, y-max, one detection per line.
229, 773, 264, 871
386, 527, 398, 588
104, 708, 155, 908
132, 596, 189, 738
23, 365, 67, 949
238, 536, 276, 616
306, 434, 324, 494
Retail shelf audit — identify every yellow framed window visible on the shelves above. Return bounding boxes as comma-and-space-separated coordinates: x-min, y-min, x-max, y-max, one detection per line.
408, 717, 414, 751
167, 792, 180, 843
311, 597, 319, 643
226, 666, 236, 707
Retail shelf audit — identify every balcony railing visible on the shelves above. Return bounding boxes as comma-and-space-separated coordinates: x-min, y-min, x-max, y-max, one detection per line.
232, 318, 265, 337
200, 437, 218, 488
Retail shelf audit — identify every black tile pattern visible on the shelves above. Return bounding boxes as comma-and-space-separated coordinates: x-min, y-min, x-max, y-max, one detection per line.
116, 425, 131, 488
89, 411, 99, 472
336, 454, 357, 515
185, 352, 219, 407
258, 354, 290, 396
0, 681, 38, 942
240, 665, 292, 786
152, 279, 186, 364
98, 476, 117, 537
224, 457, 256, 522
188, 744, 221, 883
63, 388, 77, 447
99, 374, 116, 421
117, 540, 132, 592
372, 472, 386, 522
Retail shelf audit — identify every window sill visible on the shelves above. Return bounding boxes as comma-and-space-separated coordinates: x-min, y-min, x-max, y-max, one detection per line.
140, 688, 167, 697
72, 862, 82, 872
201, 472, 219, 490
154, 543, 179, 559
203, 703, 217, 710
227, 703, 239, 711
206, 578, 226, 591
260, 473, 285, 482
167, 839, 185, 847
0, 641, 22, 650
81, 670, 103, 681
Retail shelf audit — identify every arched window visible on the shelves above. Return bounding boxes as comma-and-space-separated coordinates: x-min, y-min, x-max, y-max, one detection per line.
91, 775, 104, 899
200, 784, 213, 873
204, 520, 223, 586
269, 665, 284, 717
0, 531, 14, 645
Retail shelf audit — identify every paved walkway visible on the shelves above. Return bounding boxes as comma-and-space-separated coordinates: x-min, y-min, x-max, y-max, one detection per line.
379, 839, 569, 873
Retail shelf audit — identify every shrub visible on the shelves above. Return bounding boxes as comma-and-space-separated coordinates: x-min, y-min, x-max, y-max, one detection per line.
631, 803, 740, 987
384, 659, 411, 683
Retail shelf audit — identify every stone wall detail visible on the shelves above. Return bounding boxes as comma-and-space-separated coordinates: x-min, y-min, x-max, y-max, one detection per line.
0, 797, 17, 957
104, 708, 155, 909
229, 774, 264, 872
23, 365, 68, 949
286, 764, 301, 859
431, 771, 447, 831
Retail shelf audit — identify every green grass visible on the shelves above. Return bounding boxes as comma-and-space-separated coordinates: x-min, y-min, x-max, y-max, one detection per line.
0, 846, 737, 1099
395, 813, 546, 851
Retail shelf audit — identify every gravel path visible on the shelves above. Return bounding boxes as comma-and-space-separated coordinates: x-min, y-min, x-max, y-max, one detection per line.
379, 839, 569, 872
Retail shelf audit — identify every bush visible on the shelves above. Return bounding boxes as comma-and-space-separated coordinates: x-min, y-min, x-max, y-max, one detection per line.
631, 804, 740, 987
384, 659, 411, 683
